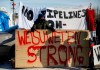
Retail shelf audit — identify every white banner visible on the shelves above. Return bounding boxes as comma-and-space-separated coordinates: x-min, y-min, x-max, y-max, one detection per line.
93, 45, 100, 65
46, 7, 87, 30
18, 2, 87, 30
18, 2, 44, 29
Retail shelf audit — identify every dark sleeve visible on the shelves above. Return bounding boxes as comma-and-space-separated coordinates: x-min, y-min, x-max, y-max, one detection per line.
31, 21, 37, 32
46, 21, 55, 32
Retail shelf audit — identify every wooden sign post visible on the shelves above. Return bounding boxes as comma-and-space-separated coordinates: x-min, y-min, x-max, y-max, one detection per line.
15, 30, 89, 68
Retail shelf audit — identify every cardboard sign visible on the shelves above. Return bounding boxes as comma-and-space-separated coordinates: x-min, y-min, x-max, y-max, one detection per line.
93, 45, 100, 65
15, 30, 89, 68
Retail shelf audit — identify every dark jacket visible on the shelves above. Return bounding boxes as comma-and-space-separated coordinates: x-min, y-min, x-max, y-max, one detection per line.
31, 19, 55, 32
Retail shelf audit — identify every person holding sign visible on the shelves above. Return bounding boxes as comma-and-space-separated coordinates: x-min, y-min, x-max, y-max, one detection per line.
30, 14, 55, 32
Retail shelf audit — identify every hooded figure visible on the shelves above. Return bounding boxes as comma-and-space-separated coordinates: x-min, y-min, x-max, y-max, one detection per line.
31, 14, 55, 32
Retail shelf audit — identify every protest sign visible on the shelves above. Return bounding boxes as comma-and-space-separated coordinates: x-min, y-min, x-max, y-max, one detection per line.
46, 7, 87, 30
18, 2, 87, 30
15, 30, 89, 68
93, 45, 100, 65
18, 2, 44, 29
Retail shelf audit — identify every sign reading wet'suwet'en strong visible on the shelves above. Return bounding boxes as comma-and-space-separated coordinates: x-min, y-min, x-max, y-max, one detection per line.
15, 30, 89, 68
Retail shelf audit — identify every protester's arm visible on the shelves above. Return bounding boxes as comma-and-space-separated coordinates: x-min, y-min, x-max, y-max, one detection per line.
26, 22, 37, 34
46, 21, 55, 32
31, 22, 37, 32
